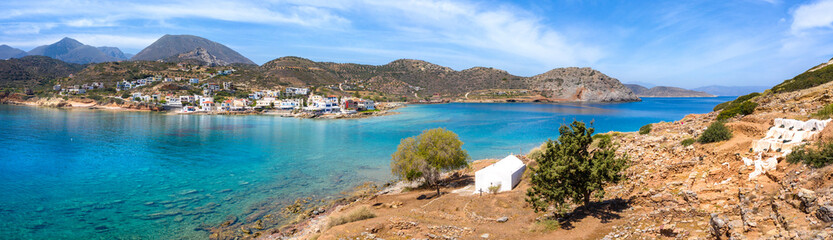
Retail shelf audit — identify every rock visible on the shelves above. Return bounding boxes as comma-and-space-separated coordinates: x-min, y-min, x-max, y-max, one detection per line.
660, 224, 677, 237
797, 188, 817, 214
682, 190, 698, 203
496, 216, 509, 223
817, 205, 833, 223
710, 214, 729, 239
481, 233, 490, 238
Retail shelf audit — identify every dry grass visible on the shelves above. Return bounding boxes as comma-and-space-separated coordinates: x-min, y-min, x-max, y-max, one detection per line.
328, 207, 376, 228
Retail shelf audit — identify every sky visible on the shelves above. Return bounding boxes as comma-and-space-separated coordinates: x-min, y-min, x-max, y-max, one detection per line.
1, 0, 833, 88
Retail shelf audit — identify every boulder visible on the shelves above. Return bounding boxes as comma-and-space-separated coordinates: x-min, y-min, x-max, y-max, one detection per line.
710, 214, 730, 239
797, 189, 817, 214
496, 216, 508, 223
817, 205, 833, 223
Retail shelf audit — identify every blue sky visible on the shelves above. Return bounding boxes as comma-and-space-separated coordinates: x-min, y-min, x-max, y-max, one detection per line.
1, 0, 833, 88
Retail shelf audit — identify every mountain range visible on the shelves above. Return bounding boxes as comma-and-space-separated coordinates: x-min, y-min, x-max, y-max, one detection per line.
0, 45, 27, 60
1, 34, 642, 102
691, 85, 770, 96
624, 84, 715, 97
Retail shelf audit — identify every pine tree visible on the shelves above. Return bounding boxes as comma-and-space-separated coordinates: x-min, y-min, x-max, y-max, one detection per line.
526, 121, 628, 214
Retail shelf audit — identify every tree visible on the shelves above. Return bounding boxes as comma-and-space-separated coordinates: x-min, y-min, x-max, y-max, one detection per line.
526, 121, 628, 215
391, 128, 469, 196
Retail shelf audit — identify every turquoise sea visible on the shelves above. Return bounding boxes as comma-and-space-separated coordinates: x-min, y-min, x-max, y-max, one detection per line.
0, 97, 734, 239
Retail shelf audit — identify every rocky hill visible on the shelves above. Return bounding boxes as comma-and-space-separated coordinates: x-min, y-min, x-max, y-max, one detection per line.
26, 37, 127, 64
258, 57, 638, 102
0, 56, 84, 88
131, 35, 255, 65
529, 67, 639, 101
0, 45, 27, 59
625, 84, 716, 97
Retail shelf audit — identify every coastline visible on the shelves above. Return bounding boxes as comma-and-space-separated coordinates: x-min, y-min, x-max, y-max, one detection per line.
0, 94, 405, 119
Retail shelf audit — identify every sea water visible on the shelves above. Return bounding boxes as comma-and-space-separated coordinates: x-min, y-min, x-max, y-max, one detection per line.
0, 97, 734, 239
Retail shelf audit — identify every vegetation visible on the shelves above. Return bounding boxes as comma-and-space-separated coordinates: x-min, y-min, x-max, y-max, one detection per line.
681, 138, 696, 146
812, 103, 833, 119
390, 128, 469, 196
526, 121, 629, 215
488, 184, 501, 194
713, 92, 760, 111
786, 141, 833, 168
638, 124, 652, 135
716, 100, 758, 120
327, 207, 376, 228
698, 121, 732, 143
771, 60, 833, 93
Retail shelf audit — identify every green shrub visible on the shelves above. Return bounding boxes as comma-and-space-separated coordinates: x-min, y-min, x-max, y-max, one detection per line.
681, 138, 695, 146
786, 141, 833, 168
716, 101, 758, 120
698, 121, 732, 143
713, 92, 760, 111
328, 207, 375, 228
638, 124, 652, 135
812, 103, 833, 119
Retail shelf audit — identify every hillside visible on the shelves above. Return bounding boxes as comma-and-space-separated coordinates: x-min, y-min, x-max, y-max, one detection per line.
131, 35, 255, 65
259, 57, 638, 102
26, 38, 127, 64
771, 57, 833, 93
0, 56, 84, 88
0, 45, 27, 59
625, 84, 715, 97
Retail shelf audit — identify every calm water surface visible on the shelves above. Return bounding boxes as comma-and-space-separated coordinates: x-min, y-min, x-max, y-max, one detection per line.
0, 97, 734, 239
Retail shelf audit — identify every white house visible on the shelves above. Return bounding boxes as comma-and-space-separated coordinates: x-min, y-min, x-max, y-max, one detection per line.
475, 155, 526, 193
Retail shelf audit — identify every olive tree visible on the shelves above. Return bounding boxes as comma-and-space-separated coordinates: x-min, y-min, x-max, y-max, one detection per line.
391, 128, 469, 196
526, 121, 628, 214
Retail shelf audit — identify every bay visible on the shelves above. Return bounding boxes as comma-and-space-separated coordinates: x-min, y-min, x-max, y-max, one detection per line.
0, 97, 733, 239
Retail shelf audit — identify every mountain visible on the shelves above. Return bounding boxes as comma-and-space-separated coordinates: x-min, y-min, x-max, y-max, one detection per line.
691, 85, 770, 96
97, 47, 129, 60
258, 57, 639, 102
0, 45, 27, 59
0, 56, 84, 88
131, 35, 255, 65
625, 84, 715, 97
26, 37, 127, 64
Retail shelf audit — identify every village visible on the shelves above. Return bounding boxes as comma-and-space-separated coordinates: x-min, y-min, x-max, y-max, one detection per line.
48, 69, 384, 117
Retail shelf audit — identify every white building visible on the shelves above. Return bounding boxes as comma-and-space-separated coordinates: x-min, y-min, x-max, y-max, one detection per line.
475, 155, 526, 193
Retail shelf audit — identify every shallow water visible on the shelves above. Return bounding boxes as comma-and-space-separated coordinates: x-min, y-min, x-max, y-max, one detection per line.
0, 97, 734, 239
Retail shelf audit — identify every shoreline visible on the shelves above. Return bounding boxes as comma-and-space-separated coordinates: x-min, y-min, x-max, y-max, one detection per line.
0, 95, 406, 120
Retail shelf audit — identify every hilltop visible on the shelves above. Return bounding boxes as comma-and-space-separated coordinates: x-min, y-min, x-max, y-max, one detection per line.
625, 84, 716, 97
131, 35, 255, 66
0, 45, 27, 60
26, 37, 128, 64
0, 56, 84, 88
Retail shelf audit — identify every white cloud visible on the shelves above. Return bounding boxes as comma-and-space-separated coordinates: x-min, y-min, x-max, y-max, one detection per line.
355, 0, 603, 69
791, 0, 833, 33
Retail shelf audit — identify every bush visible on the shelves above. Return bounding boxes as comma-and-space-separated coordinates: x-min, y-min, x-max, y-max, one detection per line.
638, 124, 652, 135
681, 138, 696, 146
812, 103, 833, 119
526, 142, 547, 161
698, 121, 732, 143
714, 92, 760, 111
716, 100, 758, 120
488, 184, 501, 194
328, 207, 375, 228
526, 121, 629, 214
786, 141, 833, 168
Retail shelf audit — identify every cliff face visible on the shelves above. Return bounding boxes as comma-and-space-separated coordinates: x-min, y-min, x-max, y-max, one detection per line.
528, 67, 641, 102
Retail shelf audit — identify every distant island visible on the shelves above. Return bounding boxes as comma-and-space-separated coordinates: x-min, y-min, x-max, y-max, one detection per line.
624, 84, 715, 98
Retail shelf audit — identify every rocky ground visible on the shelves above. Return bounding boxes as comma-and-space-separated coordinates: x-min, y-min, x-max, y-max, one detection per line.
251, 83, 833, 240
